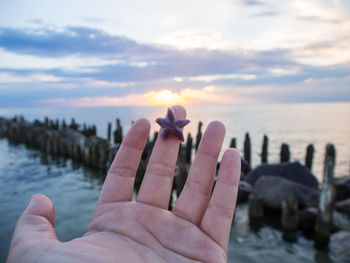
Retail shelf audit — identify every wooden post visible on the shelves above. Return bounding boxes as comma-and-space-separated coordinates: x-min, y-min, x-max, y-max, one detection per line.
230, 138, 236, 148
52, 134, 59, 155
153, 131, 158, 144
70, 118, 78, 131
107, 122, 112, 142
83, 123, 87, 134
55, 119, 59, 130
48, 120, 53, 129
305, 144, 314, 170
176, 150, 188, 197
244, 132, 251, 166
315, 144, 336, 247
73, 142, 81, 161
281, 199, 299, 232
248, 195, 263, 225
185, 133, 193, 163
261, 135, 268, 164
280, 143, 290, 163
135, 159, 147, 191
114, 119, 123, 144
195, 121, 202, 152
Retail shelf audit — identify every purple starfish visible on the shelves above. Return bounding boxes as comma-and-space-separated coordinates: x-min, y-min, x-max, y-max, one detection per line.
156, 108, 190, 142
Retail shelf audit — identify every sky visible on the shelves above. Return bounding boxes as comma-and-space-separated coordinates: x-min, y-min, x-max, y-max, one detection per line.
0, 0, 349, 107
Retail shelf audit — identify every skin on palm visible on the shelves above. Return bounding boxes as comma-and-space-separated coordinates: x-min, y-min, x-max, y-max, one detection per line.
6, 105, 241, 263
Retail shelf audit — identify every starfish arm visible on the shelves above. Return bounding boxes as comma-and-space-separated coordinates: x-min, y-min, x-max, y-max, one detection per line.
160, 128, 170, 140
156, 118, 169, 128
173, 127, 185, 142
166, 108, 176, 122
174, 119, 190, 128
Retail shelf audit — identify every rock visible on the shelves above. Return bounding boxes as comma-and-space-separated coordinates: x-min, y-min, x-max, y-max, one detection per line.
252, 176, 319, 210
330, 231, 350, 262
335, 175, 350, 201
237, 181, 252, 203
244, 161, 318, 189
336, 198, 350, 216
333, 210, 350, 231
298, 207, 318, 233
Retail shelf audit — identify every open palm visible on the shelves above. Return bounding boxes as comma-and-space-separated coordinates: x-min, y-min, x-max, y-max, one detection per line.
7, 106, 241, 263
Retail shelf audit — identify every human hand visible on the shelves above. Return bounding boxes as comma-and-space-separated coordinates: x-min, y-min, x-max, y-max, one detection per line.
7, 105, 241, 263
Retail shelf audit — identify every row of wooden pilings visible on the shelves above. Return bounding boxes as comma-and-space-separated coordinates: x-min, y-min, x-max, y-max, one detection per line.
0, 116, 318, 172
230, 132, 315, 170
0, 116, 338, 247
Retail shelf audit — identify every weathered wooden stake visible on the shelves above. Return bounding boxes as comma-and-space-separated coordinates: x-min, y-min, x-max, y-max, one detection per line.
114, 119, 123, 144
107, 122, 112, 142
281, 199, 299, 232
55, 119, 59, 130
185, 133, 193, 163
70, 118, 78, 131
83, 123, 87, 134
176, 150, 188, 197
49, 120, 54, 129
280, 143, 290, 163
248, 195, 263, 225
230, 138, 236, 148
195, 121, 203, 152
305, 144, 314, 170
244, 132, 251, 166
261, 135, 268, 164
315, 144, 336, 247
44, 117, 49, 128
153, 131, 158, 144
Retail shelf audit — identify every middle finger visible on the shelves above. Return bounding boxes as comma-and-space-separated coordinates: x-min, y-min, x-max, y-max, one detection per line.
136, 105, 187, 209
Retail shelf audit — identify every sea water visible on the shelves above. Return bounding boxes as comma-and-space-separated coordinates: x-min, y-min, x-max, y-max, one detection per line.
0, 102, 349, 262
1, 102, 349, 179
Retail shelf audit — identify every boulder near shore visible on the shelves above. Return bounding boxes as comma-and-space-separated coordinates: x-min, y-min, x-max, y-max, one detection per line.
243, 162, 319, 189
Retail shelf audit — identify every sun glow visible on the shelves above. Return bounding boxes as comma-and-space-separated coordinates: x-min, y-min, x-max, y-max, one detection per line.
41, 86, 254, 107
151, 90, 181, 106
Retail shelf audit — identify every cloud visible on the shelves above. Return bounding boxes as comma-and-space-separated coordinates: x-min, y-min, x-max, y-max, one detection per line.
0, 25, 300, 83
80, 17, 106, 23
0, 26, 159, 58
0, 25, 349, 106
296, 15, 341, 25
252, 11, 278, 17
241, 0, 264, 6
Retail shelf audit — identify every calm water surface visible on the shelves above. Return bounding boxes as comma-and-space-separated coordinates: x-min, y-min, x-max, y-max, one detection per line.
0, 103, 349, 262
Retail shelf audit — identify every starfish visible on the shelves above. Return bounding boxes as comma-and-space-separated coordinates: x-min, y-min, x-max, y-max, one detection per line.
156, 108, 190, 142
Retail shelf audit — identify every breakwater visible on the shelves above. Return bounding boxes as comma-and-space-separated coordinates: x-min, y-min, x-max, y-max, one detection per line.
0, 115, 349, 250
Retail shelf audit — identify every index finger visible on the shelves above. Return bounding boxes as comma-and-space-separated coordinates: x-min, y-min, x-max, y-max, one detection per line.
98, 118, 150, 205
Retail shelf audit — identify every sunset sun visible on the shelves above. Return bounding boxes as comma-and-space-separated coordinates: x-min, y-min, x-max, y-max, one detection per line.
151, 90, 181, 106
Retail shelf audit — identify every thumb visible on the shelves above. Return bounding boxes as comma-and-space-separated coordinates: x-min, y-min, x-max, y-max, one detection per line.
8, 194, 58, 261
